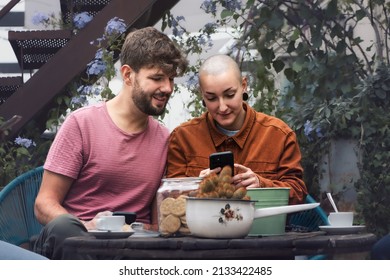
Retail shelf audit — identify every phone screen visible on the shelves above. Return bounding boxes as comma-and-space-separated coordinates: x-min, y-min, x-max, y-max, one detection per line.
209, 151, 234, 175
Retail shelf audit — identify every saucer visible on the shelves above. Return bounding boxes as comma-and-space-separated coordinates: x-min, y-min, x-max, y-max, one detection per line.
131, 230, 160, 238
88, 230, 134, 239
319, 225, 366, 234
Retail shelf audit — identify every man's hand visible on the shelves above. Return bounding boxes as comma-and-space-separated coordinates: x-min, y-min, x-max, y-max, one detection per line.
82, 211, 113, 230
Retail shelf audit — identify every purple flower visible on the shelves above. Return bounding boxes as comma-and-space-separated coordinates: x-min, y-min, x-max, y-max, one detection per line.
73, 12, 93, 29
197, 34, 213, 48
304, 120, 324, 141
201, 0, 217, 14
224, 0, 242, 12
76, 85, 103, 97
204, 22, 217, 31
94, 49, 104, 60
171, 16, 186, 37
31, 12, 49, 26
315, 127, 324, 138
304, 120, 313, 137
105, 17, 126, 36
92, 86, 104, 96
14, 137, 36, 148
186, 73, 198, 88
77, 85, 92, 95
71, 95, 87, 106
86, 59, 107, 76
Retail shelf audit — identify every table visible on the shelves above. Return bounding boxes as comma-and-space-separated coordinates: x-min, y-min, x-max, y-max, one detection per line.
63, 231, 377, 260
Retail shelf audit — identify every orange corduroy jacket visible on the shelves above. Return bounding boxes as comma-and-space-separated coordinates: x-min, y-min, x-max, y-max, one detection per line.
166, 103, 308, 204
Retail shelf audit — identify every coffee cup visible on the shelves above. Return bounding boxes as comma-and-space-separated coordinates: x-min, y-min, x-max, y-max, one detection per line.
328, 212, 354, 227
95, 215, 125, 231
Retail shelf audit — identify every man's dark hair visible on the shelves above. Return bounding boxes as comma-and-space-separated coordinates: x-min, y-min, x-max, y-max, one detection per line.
120, 27, 188, 76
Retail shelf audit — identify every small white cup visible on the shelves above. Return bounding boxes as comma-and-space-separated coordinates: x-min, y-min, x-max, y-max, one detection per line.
95, 216, 125, 231
328, 212, 354, 227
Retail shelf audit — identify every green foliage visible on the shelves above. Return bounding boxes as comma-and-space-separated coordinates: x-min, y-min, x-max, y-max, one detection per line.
354, 64, 390, 237
0, 117, 50, 189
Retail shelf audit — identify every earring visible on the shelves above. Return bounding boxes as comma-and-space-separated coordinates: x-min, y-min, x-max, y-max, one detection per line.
202, 100, 206, 107
243, 92, 249, 101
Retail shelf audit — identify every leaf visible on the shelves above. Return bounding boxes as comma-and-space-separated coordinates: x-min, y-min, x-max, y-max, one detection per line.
260, 48, 275, 68
268, 11, 284, 29
355, 9, 366, 21
375, 89, 387, 99
220, 9, 233, 19
246, 0, 255, 7
336, 41, 346, 54
311, 26, 322, 48
16, 147, 30, 157
292, 61, 303, 72
284, 68, 296, 81
325, 0, 338, 18
273, 59, 285, 73
287, 41, 296, 53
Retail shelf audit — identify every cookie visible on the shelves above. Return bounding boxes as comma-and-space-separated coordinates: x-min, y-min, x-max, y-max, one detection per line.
180, 215, 187, 226
171, 197, 187, 217
178, 225, 191, 235
159, 214, 181, 234
160, 197, 175, 216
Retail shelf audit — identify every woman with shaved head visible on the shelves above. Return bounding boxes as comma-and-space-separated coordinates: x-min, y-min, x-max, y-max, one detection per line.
167, 54, 307, 204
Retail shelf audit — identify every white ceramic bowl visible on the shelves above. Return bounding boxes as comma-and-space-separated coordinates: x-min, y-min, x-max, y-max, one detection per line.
185, 197, 319, 238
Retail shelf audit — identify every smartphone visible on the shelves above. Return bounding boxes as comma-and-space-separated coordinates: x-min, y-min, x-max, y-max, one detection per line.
209, 151, 234, 176
113, 211, 137, 224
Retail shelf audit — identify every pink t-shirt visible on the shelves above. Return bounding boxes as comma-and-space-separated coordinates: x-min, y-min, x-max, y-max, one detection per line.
44, 103, 169, 223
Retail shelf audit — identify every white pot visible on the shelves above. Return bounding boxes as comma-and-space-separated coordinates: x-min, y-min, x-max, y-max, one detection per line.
185, 197, 319, 238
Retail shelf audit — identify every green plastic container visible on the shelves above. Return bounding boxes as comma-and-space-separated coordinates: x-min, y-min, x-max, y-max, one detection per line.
247, 188, 290, 236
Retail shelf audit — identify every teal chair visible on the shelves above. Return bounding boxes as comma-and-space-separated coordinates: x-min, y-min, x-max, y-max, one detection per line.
0, 166, 44, 248
287, 194, 330, 259
288, 194, 330, 231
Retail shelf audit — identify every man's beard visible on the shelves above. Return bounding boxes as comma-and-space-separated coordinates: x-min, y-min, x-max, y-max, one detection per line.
132, 79, 169, 116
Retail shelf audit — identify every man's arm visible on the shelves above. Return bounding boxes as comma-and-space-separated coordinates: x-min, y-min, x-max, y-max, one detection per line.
34, 169, 74, 225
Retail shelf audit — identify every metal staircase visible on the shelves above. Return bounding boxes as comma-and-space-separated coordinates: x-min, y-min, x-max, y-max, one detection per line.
0, 0, 179, 139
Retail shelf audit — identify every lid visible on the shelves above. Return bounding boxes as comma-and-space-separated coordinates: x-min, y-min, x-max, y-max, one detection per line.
161, 177, 202, 182
159, 177, 203, 192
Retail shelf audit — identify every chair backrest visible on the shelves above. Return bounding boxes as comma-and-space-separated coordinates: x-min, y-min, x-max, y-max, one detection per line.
0, 166, 44, 246
287, 194, 330, 232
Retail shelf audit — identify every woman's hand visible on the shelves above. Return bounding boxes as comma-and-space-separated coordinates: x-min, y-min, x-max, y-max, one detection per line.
232, 163, 260, 189
199, 167, 221, 178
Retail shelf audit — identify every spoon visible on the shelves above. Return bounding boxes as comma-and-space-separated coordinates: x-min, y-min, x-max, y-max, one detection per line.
327, 192, 339, 212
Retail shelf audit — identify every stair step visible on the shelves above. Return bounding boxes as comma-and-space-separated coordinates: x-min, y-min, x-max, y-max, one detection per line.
60, 0, 112, 25
8, 30, 72, 70
0, 76, 23, 104
0, 11, 24, 27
